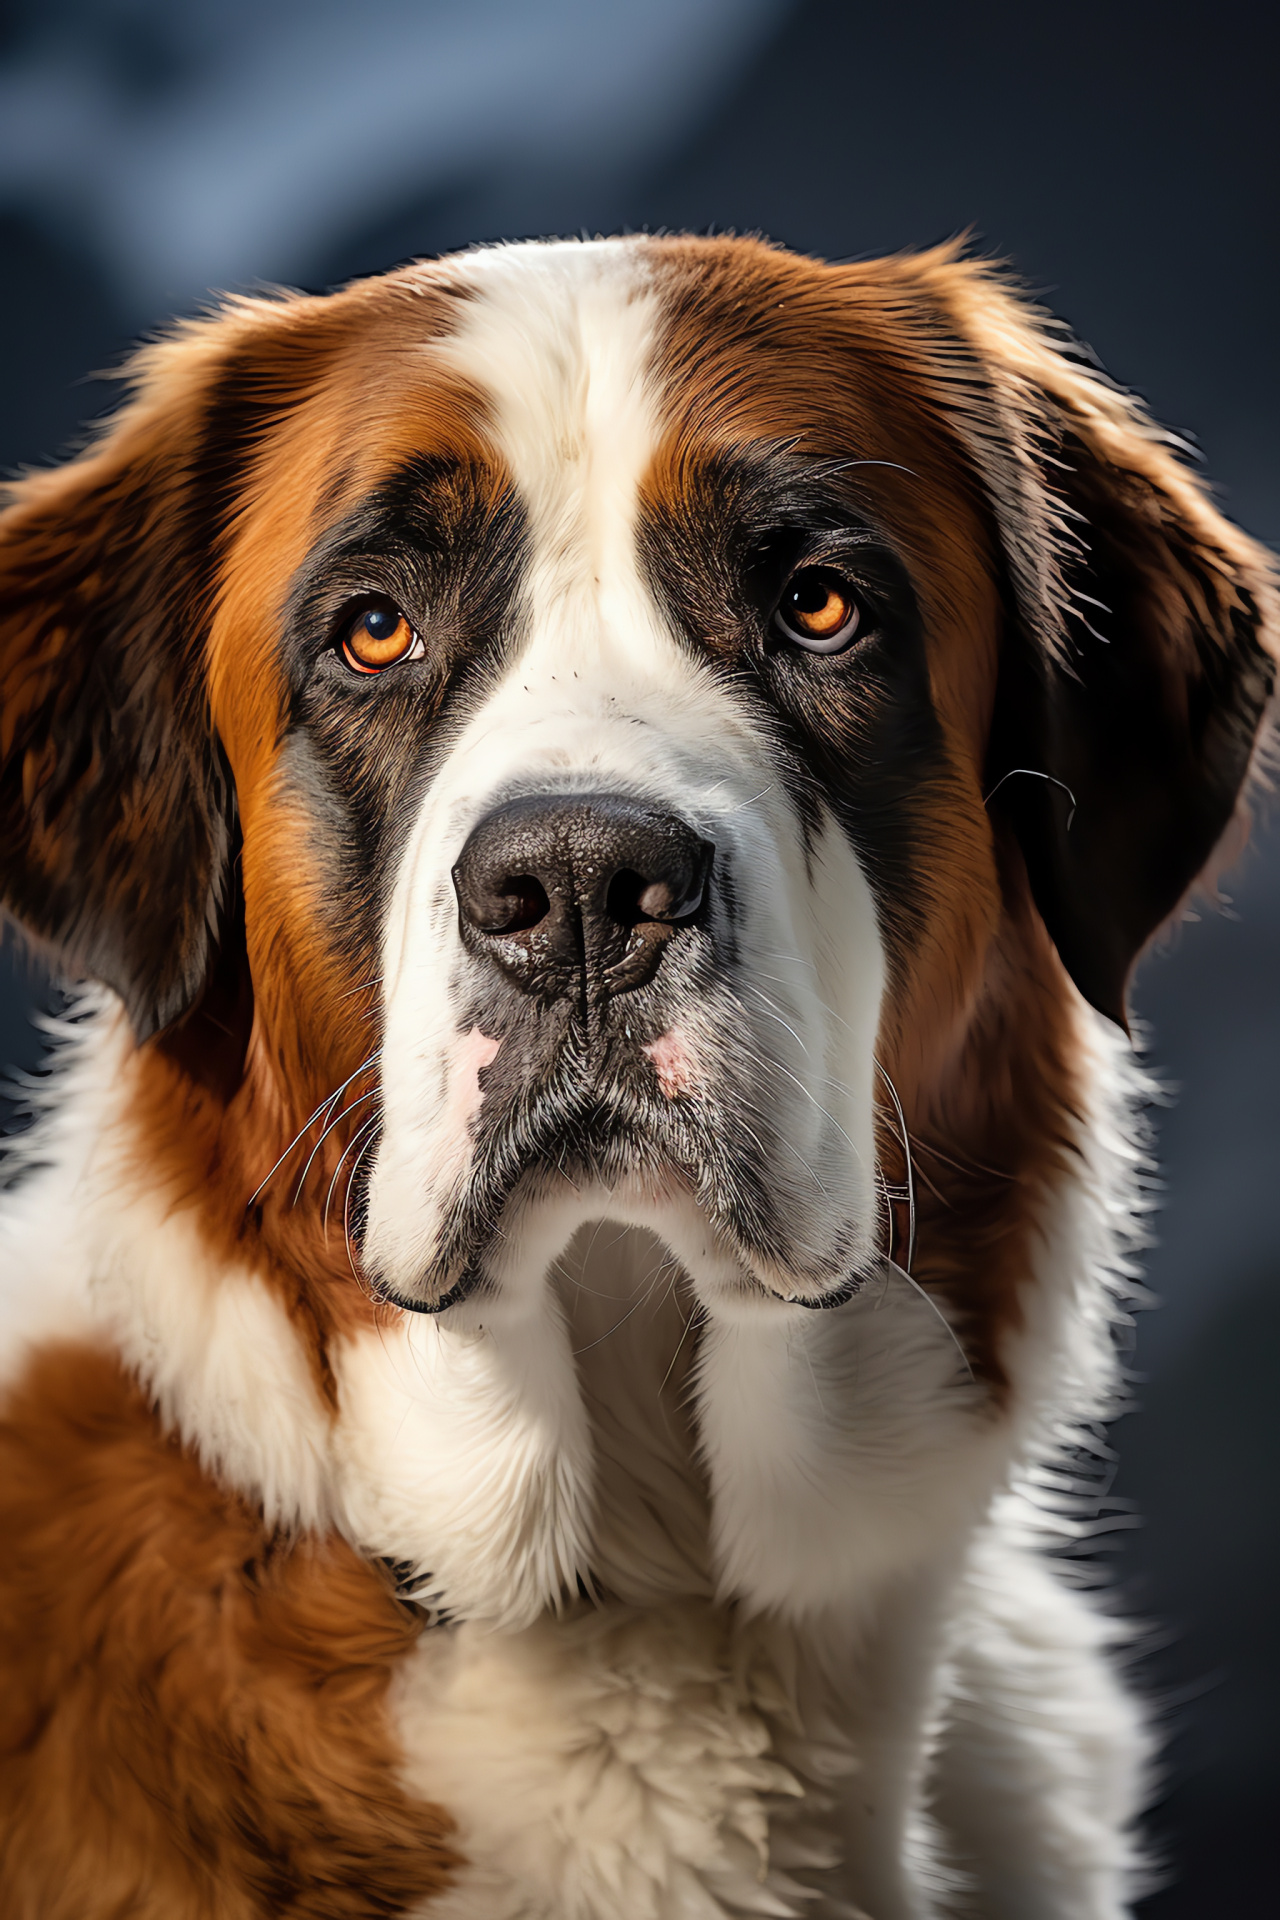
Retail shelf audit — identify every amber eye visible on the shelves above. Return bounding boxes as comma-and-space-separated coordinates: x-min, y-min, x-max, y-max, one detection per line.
773, 568, 862, 654
341, 604, 419, 674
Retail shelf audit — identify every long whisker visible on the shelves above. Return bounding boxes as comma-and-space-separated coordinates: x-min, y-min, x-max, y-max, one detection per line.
572, 1260, 671, 1356
819, 457, 922, 483
291, 1087, 378, 1205
726, 784, 775, 817
880, 1256, 975, 1385
246, 1099, 347, 1211
244, 1049, 381, 1209
659, 1297, 704, 1400
874, 1060, 916, 1273
738, 981, 810, 1055
343, 1126, 381, 1285
755, 1051, 861, 1159
909, 1135, 1016, 1184
324, 1113, 381, 1236
336, 974, 385, 1002
910, 1157, 954, 1210
983, 767, 1077, 831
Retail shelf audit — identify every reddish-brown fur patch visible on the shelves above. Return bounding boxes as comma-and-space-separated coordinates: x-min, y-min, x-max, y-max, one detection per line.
0, 1341, 456, 1918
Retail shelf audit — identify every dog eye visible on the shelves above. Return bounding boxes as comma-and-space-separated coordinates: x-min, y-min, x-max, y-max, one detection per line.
341, 604, 422, 675
773, 568, 862, 654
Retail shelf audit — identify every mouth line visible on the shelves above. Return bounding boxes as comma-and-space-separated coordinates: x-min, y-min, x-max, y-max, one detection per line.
369, 1004, 870, 1314
374, 1244, 876, 1320
373, 1265, 490, 1316
787, 1271, 870, 1309
366, 1062, 696, 1313
370, 1091, 872, 1318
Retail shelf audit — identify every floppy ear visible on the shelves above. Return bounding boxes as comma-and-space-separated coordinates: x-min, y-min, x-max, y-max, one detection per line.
920, 251, 1277, 1027
0, 321, 263, 1042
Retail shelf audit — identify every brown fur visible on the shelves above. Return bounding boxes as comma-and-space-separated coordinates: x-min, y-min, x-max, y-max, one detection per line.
0, 1341, 456, 1918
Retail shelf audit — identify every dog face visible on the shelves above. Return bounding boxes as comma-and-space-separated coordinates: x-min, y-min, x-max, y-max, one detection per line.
359, 247, 903, 1316
0, 237, 1273, 1342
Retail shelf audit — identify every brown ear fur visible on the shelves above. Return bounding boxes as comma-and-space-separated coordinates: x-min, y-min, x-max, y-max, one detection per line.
913, 248, 1278, 1025
0, 299, 330, 1043
0, 329, 245, 1039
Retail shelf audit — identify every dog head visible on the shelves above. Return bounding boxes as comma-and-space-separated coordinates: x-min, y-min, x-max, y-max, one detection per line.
1, 237, 1274, 1328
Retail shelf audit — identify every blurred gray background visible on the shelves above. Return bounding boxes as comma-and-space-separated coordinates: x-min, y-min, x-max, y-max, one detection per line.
1, 2, 1276, 1909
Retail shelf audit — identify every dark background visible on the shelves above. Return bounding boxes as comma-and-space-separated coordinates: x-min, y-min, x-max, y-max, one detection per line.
1, 3, 1276, 1910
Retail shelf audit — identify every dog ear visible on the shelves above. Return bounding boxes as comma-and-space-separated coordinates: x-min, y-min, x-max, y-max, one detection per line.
0, 324, 253, 1042
919, 251, 1277, 1028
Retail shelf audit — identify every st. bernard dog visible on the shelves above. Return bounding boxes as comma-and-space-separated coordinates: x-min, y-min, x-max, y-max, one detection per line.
0, 234, 1274, 1920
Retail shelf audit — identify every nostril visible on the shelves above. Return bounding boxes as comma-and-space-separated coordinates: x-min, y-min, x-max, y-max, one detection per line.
478, 875, 550, 935
606, 869, 650, 927
607, 859, 711, 929
610, 848, 717, 929
636, 877, 688, 921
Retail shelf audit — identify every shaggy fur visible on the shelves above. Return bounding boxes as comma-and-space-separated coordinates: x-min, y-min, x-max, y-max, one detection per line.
0, 234, 1275, 1919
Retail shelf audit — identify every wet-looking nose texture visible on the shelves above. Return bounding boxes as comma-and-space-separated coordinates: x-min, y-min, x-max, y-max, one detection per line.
452, 793, 714, 999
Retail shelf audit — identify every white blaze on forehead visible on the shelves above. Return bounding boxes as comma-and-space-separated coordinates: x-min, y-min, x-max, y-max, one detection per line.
439, 238, 659, 622
367, 238, 708, 1295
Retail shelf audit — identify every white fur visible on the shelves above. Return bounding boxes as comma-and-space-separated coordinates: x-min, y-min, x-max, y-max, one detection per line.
330, 1250, 596, 1629
0, 998, 334, 1529
930, 1528, 1150, 1920
394, 1606, 827, 1920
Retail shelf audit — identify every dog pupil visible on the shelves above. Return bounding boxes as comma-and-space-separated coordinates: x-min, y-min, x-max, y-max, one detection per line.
792, 574, 829, 614
365, 608, 395, 637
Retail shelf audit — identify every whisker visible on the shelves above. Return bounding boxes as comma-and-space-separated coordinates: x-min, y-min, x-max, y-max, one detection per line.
874, 1060, 916, 1273
344, 1126, 381, 1285
880, 1256, 975, 1385
738, 981, 809, 1055
571, 1270, 666, 1356
756, 1051, 861, 1160
819, 456, 921, 483
726, 783, 775, 817
785, 1143, 828, 1195
244, 1049, 382, 1209
659, 1296, 704, 1400
323, 1113, 381, 1236
910, 1158, 954, 1210
983, 767, 1077, 832
336, 974, 385, 1002
910, 1135, 1016, 1184
291, 1087, 378, 1205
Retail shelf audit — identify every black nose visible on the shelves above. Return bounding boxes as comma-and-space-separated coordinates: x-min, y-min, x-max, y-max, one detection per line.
452, 793, 714, 999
